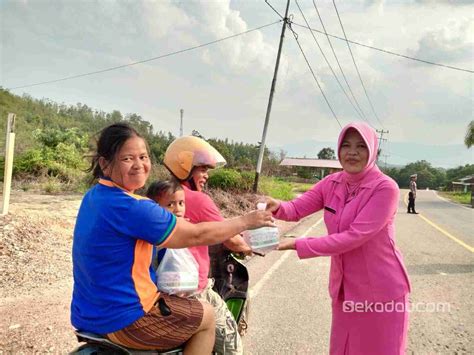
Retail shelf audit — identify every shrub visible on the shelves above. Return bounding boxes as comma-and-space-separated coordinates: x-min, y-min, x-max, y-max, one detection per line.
13, 127, 89, 184
208, 169, 243, 191
239, 171, 255, 192
43, 177, 63, 194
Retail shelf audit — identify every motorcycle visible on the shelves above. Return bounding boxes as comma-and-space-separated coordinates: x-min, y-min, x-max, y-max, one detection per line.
71, 251, 249, 354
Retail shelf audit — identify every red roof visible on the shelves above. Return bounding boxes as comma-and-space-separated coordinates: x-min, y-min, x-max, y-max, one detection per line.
280, 158, 342, 169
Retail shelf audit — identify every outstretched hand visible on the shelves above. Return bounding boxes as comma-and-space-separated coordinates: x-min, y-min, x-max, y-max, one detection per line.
258, 196, 281, 213
277, 237, 296, 251
243, 210, 275, 230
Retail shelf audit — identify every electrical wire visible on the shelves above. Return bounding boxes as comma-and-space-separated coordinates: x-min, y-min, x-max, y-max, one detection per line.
6, 20, 282, 91
265, 0, 284, 20
312, 0, 368, 123
288, 23, 342, 128
295, 0, 367, 123
332, 0, 384, 129
291, 22, 474, 74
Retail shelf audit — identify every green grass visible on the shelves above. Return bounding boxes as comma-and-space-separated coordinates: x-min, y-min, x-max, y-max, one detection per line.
289, 182, 314, 194
439, 191, 472, 205
258, 178, 315, 200
259, 177, 295, 200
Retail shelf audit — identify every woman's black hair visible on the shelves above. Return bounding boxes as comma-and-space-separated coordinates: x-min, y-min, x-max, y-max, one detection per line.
87, 122, 145, 184
146, 179, 183, 202
187, 169, 198, 191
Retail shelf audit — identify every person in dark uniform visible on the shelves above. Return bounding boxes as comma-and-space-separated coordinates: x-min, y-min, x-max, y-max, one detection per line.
407, 174, 418, 214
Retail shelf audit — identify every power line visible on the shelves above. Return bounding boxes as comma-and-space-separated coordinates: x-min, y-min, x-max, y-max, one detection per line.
265, 0, 284, 20
311, 0, 368, 123
288, 22, 342, 128
292, 22, 474, 74
332, 0, 384, 129
6, 20, 282, 91
295, 0, 367, 123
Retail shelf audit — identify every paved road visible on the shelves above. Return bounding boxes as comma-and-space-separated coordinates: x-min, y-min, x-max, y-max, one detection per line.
243, 189, 473, 354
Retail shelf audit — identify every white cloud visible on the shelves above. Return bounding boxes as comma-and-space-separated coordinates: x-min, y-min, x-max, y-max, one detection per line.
409, 16, 474, 64
1, 0, 472, 167
142, 1, 195, 39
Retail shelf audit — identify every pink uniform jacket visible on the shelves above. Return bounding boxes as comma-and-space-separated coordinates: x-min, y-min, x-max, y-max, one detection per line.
275, 123, 410, 303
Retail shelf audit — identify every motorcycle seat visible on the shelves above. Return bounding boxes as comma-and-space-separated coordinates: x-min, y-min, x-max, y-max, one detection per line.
73, 330, 183, 354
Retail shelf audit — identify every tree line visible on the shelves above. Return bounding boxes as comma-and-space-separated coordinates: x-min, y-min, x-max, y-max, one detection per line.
0, 88, 471, 191
0, 89, 279, 188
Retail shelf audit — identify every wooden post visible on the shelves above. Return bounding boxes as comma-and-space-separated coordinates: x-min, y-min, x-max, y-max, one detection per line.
471, 184, 473, 208
1, 113, 16, 216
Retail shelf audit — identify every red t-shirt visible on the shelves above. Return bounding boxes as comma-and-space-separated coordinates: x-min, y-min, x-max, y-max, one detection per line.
182, 184, 224, 290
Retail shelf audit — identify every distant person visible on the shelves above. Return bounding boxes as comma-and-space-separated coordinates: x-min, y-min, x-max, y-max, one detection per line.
407, 174, 418, 214
71, 123, 273, 354
263, 122, 411, 355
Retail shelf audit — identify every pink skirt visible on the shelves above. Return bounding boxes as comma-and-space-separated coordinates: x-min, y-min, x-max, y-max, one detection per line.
330, 294, 409, 355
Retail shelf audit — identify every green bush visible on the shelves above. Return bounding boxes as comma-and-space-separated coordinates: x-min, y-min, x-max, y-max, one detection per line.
239, 171, 255, 192
208, 169, 243, 191
13, 127, 89, 183
43, 176, 63, 194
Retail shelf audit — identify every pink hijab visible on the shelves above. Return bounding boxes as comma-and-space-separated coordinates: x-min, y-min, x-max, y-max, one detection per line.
337, 122, 379, 194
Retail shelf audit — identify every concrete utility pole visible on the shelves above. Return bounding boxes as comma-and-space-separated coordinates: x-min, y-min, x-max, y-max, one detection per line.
376, 129, 389, 162
1, 113, 16, 216
180, 109, 184, 137
253, 0, 291, 193
381, 153, 389, 168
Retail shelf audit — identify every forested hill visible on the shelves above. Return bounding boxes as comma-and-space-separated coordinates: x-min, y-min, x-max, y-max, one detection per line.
0, 89, 472, 192
0, 89, 277, 190
0, 88, 269, 162
0, 88, 169, 158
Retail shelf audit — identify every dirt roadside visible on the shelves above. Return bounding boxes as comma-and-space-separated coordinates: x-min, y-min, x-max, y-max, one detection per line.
0, 191, 298, 354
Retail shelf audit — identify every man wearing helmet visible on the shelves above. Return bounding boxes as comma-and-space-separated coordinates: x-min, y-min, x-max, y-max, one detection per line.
164, 136, 250, 355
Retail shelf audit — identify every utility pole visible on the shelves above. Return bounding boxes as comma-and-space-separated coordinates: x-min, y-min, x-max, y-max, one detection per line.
376, 129, 389, 162
381, 153, 389, 169
180, 109, 184, 137
253, 0, 290, 193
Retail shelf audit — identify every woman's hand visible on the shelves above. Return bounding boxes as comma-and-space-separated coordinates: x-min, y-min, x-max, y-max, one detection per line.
242, 210, 275, 230
277, 238, 296, 250
259, 196, 281, 213
224, 234, 253, 256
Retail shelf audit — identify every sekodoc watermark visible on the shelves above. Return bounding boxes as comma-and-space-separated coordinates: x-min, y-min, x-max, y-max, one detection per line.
343, 300, 451, 313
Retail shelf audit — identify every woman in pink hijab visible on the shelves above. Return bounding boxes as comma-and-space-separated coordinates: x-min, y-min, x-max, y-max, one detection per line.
265, 122, 410, 355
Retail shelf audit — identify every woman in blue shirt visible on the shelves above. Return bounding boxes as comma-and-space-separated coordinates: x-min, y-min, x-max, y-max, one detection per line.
71, 123, 273, 354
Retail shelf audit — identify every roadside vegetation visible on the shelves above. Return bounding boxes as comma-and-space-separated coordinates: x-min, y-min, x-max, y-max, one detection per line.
0, 88, 472, 202
438, 191, 472, 205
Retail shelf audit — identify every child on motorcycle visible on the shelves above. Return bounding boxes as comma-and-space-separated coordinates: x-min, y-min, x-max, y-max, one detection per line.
163, 136, 251, 355
147, 178, 245, 355
147, 179, 199, 295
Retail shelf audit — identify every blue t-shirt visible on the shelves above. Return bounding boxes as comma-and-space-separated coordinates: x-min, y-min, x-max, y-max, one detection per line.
71, 178, 177, 334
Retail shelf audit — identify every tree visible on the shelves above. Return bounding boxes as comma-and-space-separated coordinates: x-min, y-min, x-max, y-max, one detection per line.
317, 147, 336, 160
397, 160, 446, 190
465, 121, 474, 148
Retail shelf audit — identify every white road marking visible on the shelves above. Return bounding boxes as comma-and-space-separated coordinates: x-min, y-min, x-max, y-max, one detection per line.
249, 217, 324, 299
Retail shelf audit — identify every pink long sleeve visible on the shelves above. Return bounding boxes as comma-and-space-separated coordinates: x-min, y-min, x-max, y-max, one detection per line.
274, 180, 325, 221
296, 180, 399, 258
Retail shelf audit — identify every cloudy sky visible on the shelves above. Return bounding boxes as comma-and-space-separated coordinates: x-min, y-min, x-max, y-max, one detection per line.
1, 0, 473, 168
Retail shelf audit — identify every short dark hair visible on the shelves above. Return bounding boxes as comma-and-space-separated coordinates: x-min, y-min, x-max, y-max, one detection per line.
87, 123, 146, 184
146, 179, 183, 202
